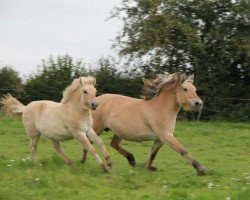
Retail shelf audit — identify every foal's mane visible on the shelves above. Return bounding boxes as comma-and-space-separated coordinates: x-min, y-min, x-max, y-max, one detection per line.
141, 72, 193, 100
61, 76, 96, 104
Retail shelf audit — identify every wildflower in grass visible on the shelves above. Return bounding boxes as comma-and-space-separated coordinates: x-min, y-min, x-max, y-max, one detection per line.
22, 158, 26, 161
34, 178, 40, 181
224, 186, 228, 189
207, 183, 213, 189
7, 164, 11, 167
225, 196, 231, 200
9, 160, 15, 162
160, 185, 168, 191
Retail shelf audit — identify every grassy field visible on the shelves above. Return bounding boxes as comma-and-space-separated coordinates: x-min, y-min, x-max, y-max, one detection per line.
0, 115, 249, 200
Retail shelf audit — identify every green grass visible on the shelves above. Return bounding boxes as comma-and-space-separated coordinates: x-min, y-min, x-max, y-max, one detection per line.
0, 115, 249, 200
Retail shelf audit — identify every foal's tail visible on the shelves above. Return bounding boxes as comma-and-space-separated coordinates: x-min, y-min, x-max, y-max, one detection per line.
0, 94, 26, 118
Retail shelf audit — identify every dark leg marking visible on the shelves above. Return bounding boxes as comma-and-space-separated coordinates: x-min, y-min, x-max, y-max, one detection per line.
110, 135, 136, 167
192, 160, 206, 176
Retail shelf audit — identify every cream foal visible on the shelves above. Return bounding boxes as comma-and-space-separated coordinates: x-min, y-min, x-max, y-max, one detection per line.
1, 77, 112, 172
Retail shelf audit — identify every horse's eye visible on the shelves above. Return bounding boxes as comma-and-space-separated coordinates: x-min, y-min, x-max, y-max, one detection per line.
83, 90, 87, 94
183, 88, 188, 91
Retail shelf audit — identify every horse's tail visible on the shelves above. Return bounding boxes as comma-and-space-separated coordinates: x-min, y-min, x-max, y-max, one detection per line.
0, 94, 26, 118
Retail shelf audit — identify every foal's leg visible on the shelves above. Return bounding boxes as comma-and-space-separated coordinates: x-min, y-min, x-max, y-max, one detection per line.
110, 135, 136, 167
75, 132, 111, 172
24, 125, 41, 163
160, 134, 205, 175
81, 125, 104, 163
88, 129, 112, 167
30, 135, 40, 163
52, 141, 73, 165
145, 140, 163, 171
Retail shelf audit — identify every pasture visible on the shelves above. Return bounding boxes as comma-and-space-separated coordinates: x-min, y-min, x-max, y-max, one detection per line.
0, 115, 249, 200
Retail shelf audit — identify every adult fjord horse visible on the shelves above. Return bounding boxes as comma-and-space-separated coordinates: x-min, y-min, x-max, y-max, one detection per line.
82, 72, 205, 175
1, 77, 112, 172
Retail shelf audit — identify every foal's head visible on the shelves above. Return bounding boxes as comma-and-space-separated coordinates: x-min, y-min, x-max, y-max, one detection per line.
79, 77, 98, 110
61, 76, 98, 110
141, 72, 203, 111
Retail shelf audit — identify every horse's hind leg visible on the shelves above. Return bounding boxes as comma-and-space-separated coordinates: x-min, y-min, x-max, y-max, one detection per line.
30, 136, 40, 163
52, 141, 73, 165
24, 125, 41, 163
145, 140, 163, 171
110, 135, 136, 167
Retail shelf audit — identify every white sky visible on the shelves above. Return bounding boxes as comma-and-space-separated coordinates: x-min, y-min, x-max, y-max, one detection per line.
0, 0, 122, 77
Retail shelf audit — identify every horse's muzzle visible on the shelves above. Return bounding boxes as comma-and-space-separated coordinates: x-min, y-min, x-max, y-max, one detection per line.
89, 99, 99, 110
191, 99, 203, 111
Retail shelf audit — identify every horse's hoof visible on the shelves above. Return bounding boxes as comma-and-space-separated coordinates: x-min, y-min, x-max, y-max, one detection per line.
147, 166, 158, 172
129, 161, 136, 168
197, 165, 206, 176
106, 158, 113, 168
102, 164, 112, 173
67, 161, 73, 166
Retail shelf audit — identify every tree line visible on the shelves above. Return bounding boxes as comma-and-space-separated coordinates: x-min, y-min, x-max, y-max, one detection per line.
1, 0, 249, 121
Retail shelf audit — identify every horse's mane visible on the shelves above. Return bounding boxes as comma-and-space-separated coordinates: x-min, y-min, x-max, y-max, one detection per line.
141, 72, 194, 100
61, 76, 96, 104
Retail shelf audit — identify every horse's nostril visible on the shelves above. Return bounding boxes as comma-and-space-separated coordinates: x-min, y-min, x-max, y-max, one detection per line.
195, 102, 199, 106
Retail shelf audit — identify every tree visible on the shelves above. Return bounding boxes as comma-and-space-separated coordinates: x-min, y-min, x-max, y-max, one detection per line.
0, 66, 22, 97
22, 55, 87, 103
112, 0, 250, 120
92, 58, 142, 97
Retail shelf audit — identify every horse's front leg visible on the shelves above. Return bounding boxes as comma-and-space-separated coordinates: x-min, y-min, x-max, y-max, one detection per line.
74, 131, 111, 172
88, 129, 112, 167
145, 140, 163, 171
159, 133, 205, 175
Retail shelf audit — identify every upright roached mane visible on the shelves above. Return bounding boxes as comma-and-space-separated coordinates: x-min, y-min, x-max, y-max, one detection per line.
141, 72, 194, 100
61, 76, 96, 104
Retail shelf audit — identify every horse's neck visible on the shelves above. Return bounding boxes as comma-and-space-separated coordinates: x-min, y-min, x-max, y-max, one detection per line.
154, 88, 181, 119
63, 96, 88, 116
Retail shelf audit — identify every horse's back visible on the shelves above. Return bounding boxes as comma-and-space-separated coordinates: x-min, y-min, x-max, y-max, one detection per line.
22, 100, 60, 124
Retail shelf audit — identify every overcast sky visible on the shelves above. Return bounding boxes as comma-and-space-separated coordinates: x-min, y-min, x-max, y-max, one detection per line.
0, 0, 122, 77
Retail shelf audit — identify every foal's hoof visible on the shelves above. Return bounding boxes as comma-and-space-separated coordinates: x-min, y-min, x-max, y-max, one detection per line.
197, 165, 206, 176
67, 160, 73, 166
102, 164, 112, 173
147, 166, 158, 172
106, 158, 113, 168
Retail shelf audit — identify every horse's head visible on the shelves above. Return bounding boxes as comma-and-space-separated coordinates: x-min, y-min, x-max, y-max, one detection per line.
79, 77, 98, 110
176, 75, 203, 111
141, 72, 203, 111
61, 76, 98, 110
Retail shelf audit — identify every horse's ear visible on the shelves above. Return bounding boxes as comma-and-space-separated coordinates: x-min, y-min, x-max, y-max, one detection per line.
79, 78, 83, 86
92, 77, 96, 86
187, 74, 194, 83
